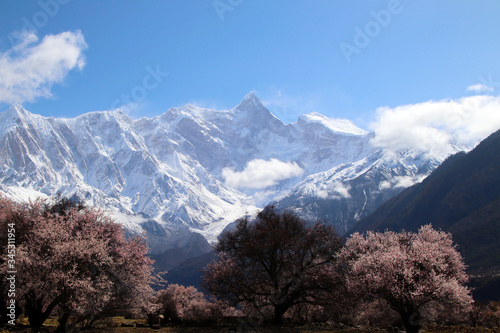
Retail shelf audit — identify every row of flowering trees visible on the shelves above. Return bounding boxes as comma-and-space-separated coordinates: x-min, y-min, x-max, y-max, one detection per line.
202, 206, 475, 333
0, 196, 478, 332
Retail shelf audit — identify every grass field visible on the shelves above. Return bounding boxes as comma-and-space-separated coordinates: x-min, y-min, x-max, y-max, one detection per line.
2, 317, 500, 333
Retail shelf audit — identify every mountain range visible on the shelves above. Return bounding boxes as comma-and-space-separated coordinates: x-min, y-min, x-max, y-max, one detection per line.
0, 93, 470, 261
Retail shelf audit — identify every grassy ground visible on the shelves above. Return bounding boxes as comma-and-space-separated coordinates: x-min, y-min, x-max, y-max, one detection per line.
0, 328, 388, 333
2, 327, 500, 332
2, 317, 500, 333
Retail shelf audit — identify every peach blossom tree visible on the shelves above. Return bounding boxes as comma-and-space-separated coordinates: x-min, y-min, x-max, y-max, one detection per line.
339, 225, 473, 333
155, 284, 210, 322
0, 196, 154, 330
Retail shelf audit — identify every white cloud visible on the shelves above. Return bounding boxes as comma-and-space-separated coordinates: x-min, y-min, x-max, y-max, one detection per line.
467, 83, 494, 93
331, 181, 351, 199
370, 95, 500, 159
317, 181, 351, 200
379, 175, 427, 190
316, 187, 329, 199
0, 30, 87, 104
250, 189, 280, 206
222, 158, 304, 189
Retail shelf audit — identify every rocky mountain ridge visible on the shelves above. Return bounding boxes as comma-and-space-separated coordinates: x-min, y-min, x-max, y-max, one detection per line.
0, 93, 468, 253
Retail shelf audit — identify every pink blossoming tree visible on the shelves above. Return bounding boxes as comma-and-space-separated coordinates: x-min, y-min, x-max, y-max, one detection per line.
155, 284, 209, 322
339, 225, 473, 333
0, 196, 155, 331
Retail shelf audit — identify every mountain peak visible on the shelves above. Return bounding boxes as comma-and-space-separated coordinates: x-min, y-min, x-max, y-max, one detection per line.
0, 104, 43, 134
236, 91, 265, 110
233, 92, 286, 129
4, 104, 28, 119
1, 104, 37, 128
242, 91, 259, 101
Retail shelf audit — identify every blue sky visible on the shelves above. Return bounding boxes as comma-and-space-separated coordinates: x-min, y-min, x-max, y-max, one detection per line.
0, 0, 499, 128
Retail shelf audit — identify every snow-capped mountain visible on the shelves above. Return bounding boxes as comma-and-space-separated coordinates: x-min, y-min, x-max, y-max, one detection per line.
272, 149, 441, 234
0, 93, 466, 253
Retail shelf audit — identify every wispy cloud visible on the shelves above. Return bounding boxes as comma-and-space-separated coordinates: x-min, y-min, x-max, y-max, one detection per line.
258, 85, 354, 125
222, 158, 304, 189
259, 88, 324, 123
114, 101, 144, 118
0, 30, 87, 104
317, 181, 351, 200
466, 83, 494, 93
379, 175, 427, 190
371, 95, 500, 159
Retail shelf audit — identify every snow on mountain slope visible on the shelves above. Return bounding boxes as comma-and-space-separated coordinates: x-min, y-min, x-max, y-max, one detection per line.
298, 112, 368, 136
272, 148, 445, 234
0, 92, 470, 252
0, 103, 255, 250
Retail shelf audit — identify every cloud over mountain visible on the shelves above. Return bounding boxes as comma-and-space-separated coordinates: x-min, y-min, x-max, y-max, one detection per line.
222, 158, 304, 189
370, 95, 500, 159
0, 31, 87, 104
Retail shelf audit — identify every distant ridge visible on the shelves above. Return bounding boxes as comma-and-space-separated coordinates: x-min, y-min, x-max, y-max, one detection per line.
350, 129, 500, 300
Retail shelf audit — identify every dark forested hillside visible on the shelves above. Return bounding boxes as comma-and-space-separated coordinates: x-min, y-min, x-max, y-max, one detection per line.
350, 129, 500, 300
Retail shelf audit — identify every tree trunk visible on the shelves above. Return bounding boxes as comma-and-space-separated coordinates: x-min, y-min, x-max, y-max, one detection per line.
25, 302, 45, 332
55, 311, 70, 332
272, 303, 290, 325
400, 310, 422, 333
0, 295, 6, 324
25, 292, 62, 332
